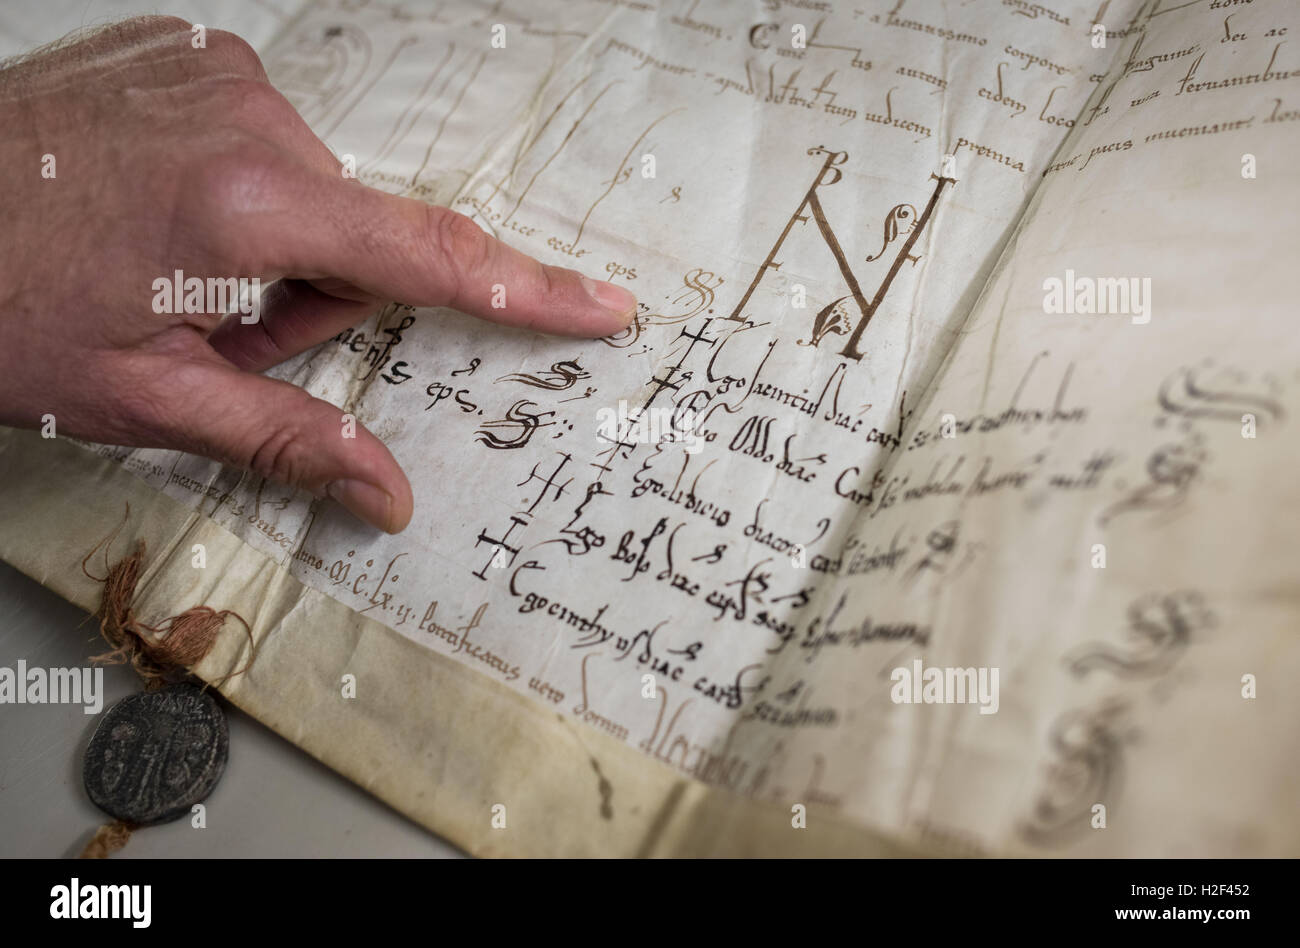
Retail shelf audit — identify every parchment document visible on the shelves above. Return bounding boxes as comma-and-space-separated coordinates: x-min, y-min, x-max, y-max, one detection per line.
2, 0, 1298, 856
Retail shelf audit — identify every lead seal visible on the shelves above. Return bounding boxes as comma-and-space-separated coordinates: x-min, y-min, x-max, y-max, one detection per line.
83, 683, 228, 825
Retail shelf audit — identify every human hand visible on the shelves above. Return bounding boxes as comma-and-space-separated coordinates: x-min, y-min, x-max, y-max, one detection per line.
0, 16, 637, 533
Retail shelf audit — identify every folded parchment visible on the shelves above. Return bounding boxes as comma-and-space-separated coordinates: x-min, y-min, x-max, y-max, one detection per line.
3, 0, 1298, 856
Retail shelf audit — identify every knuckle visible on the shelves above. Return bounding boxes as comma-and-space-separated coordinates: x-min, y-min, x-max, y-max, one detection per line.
184, 144, 289, 269
216, 76, 291, 125
432, 208, 493, 273
206, 29, 267, 77
245, 414, 316, 488
536, 259, 558, 299
192, 140, 285, 211
428, 208, 494, 305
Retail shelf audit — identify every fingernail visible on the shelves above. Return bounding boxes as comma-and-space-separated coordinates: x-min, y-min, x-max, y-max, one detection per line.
327, 478, 395, 532
580, 276, 637, 327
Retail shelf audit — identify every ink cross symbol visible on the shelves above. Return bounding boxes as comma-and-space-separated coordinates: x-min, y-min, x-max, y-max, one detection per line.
472, 453, 574, 579
473, 515, 527, 580
516, 452, 573, 513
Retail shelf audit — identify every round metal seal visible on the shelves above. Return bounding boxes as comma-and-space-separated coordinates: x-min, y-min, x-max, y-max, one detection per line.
83, 683, 228, 826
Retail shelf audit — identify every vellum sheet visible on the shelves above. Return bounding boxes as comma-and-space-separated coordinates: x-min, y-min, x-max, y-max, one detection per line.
2, 0, 1298, 856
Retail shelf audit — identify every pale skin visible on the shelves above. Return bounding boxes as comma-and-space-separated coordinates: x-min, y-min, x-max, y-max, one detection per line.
0, 16, 637, 533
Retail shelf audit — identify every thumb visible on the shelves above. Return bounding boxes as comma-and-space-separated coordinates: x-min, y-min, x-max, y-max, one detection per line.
153, 358, 412, 533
